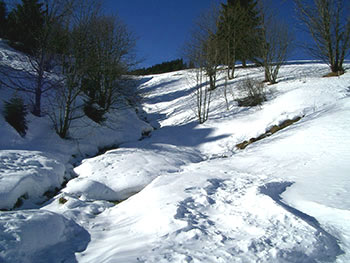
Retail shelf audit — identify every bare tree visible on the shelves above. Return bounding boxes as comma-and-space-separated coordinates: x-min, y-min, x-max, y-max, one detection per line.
254, 1, 294, 84
185, 5, 220, 89
294, 0, 350, 73
82, 15, 136, 111
49, 0, 136, 138
193, 68, 212, 124
48, 64, 83, 139
184, 39, 213, 123
223, 77, 230, 110
48, 0, 101, 138
183, 5, 220, 123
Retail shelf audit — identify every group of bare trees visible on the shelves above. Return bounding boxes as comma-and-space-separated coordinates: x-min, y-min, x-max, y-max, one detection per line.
49, 0, 136, 138
254, 1, 294, 84
1, 0, 349, 132
184, 0, 293, 123
186, 0, 349, 124
0, 0, 136, 138
184, 7, 221, 123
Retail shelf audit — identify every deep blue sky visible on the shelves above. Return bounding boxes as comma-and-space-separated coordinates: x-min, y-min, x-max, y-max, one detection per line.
104, 0, 309, 68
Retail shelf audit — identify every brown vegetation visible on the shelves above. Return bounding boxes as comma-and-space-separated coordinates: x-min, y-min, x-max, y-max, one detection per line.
323, 71, 345, 78
236, 116, 303, 150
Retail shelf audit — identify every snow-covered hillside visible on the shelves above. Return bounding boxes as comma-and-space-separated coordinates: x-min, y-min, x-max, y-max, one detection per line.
1, 40, 350, 262
0, 39, 152, 209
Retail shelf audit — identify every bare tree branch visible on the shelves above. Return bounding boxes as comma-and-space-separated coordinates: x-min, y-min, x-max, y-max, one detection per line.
294, 0, 350, 73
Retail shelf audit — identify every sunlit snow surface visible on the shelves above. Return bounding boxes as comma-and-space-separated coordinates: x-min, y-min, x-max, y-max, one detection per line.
1, 39, 350, 262
0, 150, 66, 210
73, 66, 350, 263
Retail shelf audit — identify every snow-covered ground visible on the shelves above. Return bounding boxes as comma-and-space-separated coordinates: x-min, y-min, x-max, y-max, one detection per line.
1, 39, 350, 262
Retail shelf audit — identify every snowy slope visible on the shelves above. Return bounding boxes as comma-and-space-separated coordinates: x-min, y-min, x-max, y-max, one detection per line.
67, 144, 203, 201
1, 37, 350, 263
49, 63, 350, 262
0, 39, 152, 211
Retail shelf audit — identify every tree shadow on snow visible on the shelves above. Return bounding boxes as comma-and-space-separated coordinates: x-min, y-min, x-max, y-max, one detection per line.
144, 86, 197, 105
139, 79, 180, 95
136, 76, 153, 87
136, 121, 231, 149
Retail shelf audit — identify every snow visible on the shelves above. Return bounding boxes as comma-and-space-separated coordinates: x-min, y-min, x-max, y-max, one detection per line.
0, 210, 90, 263
0, 39, 152, 209
1, 39, 350, 262
0, 150, 66, 210
66, 143, 202, 201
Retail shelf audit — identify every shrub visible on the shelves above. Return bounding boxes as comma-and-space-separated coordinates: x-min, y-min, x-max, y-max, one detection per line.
3, 96, 28, 137
58, 197, 68, 204
14, 194, 28, 209
83, 101, 106, 124
236, 78, 266, 107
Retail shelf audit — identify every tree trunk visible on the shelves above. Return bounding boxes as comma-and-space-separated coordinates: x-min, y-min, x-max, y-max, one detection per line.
209, 73, 216, 90
229, 51, 236, 79
33, 71, 43, 116
230, 64, 235, 79
331, 63, 342, 74
264, 66, 270, 83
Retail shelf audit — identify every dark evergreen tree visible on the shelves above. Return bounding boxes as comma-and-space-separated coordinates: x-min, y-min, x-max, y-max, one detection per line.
217, 1, 247, 78
0, 1, 7, 38
217, 0, 261, 74
3, 96, 28, 137
131, 59, 187, 75
6, 0, 45, 53
234, 0, 261, 67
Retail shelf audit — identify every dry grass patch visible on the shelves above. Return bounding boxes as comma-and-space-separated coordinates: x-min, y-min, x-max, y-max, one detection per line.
323, 71, 345, 78
236, 116, 303, 150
